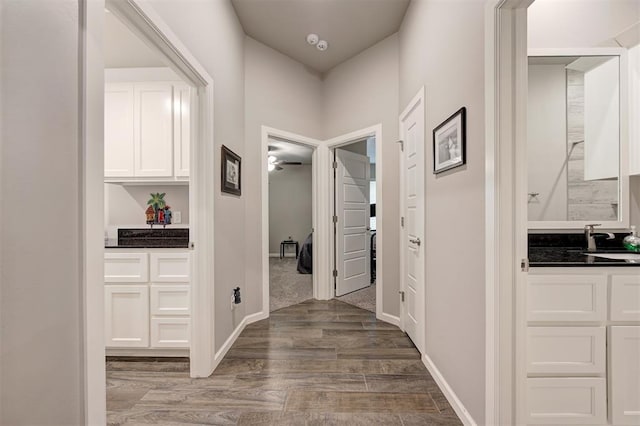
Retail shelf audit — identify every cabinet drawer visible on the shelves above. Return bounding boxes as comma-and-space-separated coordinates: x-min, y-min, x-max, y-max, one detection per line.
526, 378, 606, 425
527, 327, 605, 374
104, 253, 149, 282
611, 275, 640, 321
150, 318, 190, 348
150, 253, 190, 282
527, 274, 606, 322
150, 285, 190, 316
105, 285, 149, 348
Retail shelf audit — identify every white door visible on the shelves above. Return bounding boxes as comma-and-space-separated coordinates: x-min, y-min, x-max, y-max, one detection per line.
104, 83, 135, 177
134, 82, 174, 177
173, 83, 191, 178
335, 148, 370, 296
610, 326, 640, 425
400, 90, 425, 353
105, 285, 149, 348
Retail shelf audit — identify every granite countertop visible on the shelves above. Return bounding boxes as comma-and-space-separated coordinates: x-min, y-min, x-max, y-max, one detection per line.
529, 232, 640, 267
105, 228, 189, 249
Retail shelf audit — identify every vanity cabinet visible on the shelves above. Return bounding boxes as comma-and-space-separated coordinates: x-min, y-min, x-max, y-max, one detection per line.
104, 250, 191, 352
104, 80, 190, 181
524, 268, 640, 425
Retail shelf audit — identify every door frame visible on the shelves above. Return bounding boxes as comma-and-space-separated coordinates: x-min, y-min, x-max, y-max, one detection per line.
260, 126, 321, 312
398, 88, 426, 352
325, 124, 385, 321
83, 0, 216, 421
484, 0, 533, 424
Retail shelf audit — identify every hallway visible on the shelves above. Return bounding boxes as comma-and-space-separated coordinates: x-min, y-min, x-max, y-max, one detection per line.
107, 299, 462, 425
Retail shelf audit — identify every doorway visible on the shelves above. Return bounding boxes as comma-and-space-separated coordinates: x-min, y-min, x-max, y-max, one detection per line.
267, 138, 315, 311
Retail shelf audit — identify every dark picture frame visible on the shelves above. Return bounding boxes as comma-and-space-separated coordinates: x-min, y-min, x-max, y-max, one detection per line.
433, 107, 466, 174
221, 145, 241, 196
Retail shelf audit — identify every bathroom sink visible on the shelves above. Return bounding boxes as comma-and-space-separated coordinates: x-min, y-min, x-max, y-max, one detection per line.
584, 252, 640, 261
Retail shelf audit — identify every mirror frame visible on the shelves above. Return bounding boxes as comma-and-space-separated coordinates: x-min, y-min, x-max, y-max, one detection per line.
527, 47, 630, 230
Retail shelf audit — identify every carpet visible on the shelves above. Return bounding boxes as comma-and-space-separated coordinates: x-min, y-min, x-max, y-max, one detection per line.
269, 257, 313, 312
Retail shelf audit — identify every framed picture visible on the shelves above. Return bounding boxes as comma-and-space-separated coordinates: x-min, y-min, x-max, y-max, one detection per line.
433, 107, 466, 174
221, 145, 241, 196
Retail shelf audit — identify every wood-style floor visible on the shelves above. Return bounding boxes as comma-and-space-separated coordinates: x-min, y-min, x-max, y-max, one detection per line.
107, 299, 462, 425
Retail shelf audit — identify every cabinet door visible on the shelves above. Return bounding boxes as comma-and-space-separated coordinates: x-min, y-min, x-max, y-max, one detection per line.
104, 83, 135, 177
105, 285, 149, 348
104, 253, 149, 283
173, 83, 190, 178
610, 326, 640, 425
150, 285, 190, 316
133, 82, 173, 177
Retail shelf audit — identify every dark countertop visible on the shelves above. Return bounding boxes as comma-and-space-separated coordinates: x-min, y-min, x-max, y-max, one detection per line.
105, 228, 189, 249
529, 232, 640, 267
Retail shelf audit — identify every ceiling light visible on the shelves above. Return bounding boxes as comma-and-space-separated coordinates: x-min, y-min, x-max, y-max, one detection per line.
306, 33, 319, 45
317, 40, 328, 51
268, 155, 277, 164
268, 163, 275, 172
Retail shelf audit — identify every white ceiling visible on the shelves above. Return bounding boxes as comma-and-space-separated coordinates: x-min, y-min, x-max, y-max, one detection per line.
231, 0, 411, 73
104, 10, 166, 68
268, 138, 313, 164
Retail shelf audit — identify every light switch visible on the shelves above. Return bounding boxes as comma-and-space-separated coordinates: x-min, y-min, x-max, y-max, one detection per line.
173, 211, 182, 224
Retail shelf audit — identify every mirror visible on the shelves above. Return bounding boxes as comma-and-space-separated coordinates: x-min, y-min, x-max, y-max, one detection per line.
527, 52, 626, 227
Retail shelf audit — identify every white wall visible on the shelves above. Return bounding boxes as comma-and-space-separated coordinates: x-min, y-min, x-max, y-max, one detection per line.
268, 165, 312, 254
323, 34, 400, 317
527, 64, 569, 221
244, 37, 323, 315
146, 0, 247, 351
0, 0, 85, 423
104, 184, 189, 237
528, 0, 640, 49
399, 0, 486, 422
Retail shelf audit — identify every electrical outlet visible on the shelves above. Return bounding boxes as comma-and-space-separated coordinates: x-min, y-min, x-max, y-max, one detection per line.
173, 211, 182, 224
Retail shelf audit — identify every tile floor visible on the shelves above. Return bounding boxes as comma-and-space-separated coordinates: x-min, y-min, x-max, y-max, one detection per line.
107, 299, 462, 425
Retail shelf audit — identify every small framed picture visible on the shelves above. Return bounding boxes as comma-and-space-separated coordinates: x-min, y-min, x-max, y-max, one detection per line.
221, 145, 241, 196
433, 107, 466, 174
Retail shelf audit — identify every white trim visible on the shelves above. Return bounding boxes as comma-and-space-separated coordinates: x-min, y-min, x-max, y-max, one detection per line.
378, 312, 400, 327
211, 310, 268, 369
325, 124, 385, 322
422, 353, 477, 426
106, 348, 189, 357
81, 1, 107, 424
269, 253, 297, 258
261, 127, 321, 314
485, 1, 533, 425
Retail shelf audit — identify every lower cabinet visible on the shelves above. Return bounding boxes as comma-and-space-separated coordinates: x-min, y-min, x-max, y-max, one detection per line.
610, 326, 640, 425
105, 285, 149, 348
105, 251, 190, 351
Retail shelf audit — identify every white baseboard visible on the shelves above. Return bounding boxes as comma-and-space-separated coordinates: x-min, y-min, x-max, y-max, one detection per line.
106, 348, 189, 357
378, 311, 400, 327
422, 353, 477, 426
211, 310, 269, 371
269, 253, 296, 258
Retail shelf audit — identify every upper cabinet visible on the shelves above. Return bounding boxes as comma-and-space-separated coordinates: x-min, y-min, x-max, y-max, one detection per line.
630, 44, 640, 176
104, 68, 190, 182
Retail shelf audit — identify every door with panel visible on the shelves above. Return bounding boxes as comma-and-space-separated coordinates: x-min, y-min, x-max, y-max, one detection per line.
104, 83, 135, 177
399, 91, 425, 353
335, 148, 371, 296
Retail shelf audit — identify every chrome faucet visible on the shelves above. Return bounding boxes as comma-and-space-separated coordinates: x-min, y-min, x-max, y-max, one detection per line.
584, 224, 615, 252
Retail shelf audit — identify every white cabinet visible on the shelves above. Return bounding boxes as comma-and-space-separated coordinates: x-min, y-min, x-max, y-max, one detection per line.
133, 82, 174, 177
104, 78, 190, 181
629, 44, 640, 176
105, 285, 149, 348
610, 326, 640, 425
104, 83, 135, 177
104, 250, 190, 351
525, 269, 640, 425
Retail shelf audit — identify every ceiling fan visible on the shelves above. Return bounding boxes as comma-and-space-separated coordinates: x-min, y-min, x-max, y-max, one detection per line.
268, 146, 302, 171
